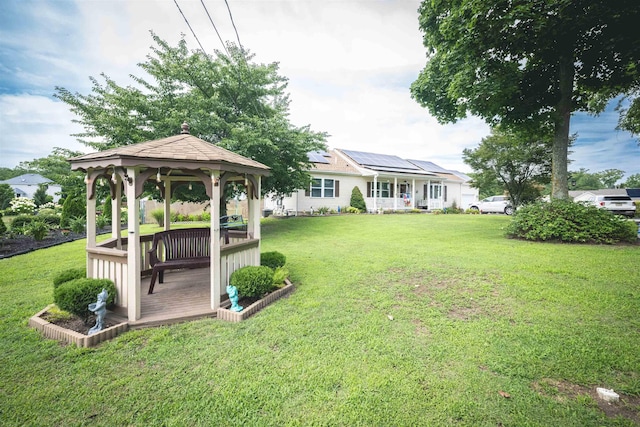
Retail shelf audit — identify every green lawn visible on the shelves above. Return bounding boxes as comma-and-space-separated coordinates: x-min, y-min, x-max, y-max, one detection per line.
1, 214, 639, 426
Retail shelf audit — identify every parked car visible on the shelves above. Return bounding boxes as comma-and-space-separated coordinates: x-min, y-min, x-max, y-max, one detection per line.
585, 195, 636, 218
468, 195, 514, 215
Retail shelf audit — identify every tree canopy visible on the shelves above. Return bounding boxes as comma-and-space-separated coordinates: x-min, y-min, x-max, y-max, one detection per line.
55, 33, 327, 199
411, 0, 640, 200
463, 126, 552, 206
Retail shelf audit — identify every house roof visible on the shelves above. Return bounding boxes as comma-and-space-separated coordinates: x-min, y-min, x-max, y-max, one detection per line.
0, 173, 53, 185
69, 133, 270, 175
307, 150, 360, 174
569, 189, 628, 198
407, 159, 450, 174
340, 149, 423, 173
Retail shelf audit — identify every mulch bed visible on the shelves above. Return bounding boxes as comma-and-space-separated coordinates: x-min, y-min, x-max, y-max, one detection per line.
40, 311, 118, 335
0, 230, 87, 259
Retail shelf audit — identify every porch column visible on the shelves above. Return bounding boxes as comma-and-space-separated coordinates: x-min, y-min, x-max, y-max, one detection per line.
427, 180, 431, 210
210, 171, 221, 310
373, 175, 378, 212
86, 178, 96, 277
393, 177, 398, 211
126, 168, 141, 321
412, 178, 416, 209
112, 180, 122, 248
163, 179, 172, 231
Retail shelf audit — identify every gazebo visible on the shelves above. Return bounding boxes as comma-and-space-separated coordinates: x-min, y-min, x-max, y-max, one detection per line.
69, 124, 270, 324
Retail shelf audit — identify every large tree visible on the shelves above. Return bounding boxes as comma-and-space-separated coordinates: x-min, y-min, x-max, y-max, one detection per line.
55, 34, 327, 199
411, 0, 640, 200
463, 126, 552, 206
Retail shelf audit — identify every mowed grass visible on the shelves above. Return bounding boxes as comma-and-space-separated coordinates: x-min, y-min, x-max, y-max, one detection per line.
1, 214, 639, 426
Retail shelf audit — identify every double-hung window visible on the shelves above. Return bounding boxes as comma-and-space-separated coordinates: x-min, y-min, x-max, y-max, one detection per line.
310, 178, 335, 198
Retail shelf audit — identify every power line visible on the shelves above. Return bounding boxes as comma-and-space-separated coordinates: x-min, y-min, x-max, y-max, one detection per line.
173, 0, 209, 56
200, 0, 229, 56
224, 0, 244, 51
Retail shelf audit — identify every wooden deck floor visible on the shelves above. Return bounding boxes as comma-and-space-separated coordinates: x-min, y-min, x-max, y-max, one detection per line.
110, 267, 229, 329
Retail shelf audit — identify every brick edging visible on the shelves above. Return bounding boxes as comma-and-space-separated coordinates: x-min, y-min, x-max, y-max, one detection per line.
29, 304, 129, 347
217, 280, 295, 322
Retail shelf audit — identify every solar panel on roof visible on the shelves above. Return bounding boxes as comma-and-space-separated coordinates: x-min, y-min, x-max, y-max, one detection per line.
308, 151, 330, 164
408, 159, 450, 173
342, 149, 419, 170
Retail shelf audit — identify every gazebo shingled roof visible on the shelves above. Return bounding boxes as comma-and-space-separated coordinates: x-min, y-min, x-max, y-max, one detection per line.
70, 134, 269, 173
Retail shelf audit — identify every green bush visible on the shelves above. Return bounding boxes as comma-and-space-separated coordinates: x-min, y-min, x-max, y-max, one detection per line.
53, 268, 87, 288
60, 196, 85, 228
102, 197, 112, 222
261, 251, 287, 269
96, 215, 108, 229
11, 214, 35, 231
272, 266, 289, 288
54, 278, 117, 323
230, 266, 275, 298
0, 212, 6, 234
345, 206, 360, 214
150, 208, 165, 226
26, 221, 49, 241
69, 216, 86, 234
506, 199, 637, 244
350, 186, 367, 212
37, 214, 61, 227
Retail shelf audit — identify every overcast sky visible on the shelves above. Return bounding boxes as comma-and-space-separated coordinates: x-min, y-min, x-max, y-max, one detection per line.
1, 0, 638, 181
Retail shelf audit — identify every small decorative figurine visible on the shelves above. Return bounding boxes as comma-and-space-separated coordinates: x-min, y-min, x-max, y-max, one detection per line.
226, 285, 243, 312
88, 289, 108, 335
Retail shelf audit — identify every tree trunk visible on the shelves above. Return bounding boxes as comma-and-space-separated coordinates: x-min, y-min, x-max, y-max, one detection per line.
551, 56, 574, 200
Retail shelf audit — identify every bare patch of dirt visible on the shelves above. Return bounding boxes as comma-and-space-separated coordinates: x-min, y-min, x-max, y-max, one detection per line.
532, 378, 640, 424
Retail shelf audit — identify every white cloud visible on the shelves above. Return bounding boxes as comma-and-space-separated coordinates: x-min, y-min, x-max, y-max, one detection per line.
0, 94, 87, 167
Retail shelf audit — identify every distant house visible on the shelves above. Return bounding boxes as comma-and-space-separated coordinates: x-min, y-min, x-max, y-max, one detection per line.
0, 174, 61, 203
264, 149, 479, 214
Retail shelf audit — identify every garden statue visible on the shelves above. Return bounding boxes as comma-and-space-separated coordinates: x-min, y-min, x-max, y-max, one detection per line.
88, 289, 108, 335
226, 285, 243, 312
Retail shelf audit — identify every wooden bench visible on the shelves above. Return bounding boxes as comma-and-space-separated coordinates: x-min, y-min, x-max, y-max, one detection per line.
220, 214, 247, 231
147, 228, 213, 294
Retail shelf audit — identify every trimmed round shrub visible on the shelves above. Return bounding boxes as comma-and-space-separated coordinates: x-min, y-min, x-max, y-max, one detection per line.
260, 251, 286, 269
230, 266, 275, 298
38, 214, 61, 227
506, 199, 637, 244
11, 214, 36, 231
54, 278, 117, 322
53, 268, 87, 288
350, 186, 367, 212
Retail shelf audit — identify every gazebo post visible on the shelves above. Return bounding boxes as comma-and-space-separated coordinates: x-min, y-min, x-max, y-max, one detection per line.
86, 179, 97, 277
163, 178, 172, 231
210, 171, 221, 310
126, 168, 141, 321
112, 179, 122, 248
249, 175, 262, 264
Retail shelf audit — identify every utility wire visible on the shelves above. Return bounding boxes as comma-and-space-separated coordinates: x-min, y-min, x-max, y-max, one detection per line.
224, 0, 244, 51
200, 0, 230, 57
173, 0, 209, 56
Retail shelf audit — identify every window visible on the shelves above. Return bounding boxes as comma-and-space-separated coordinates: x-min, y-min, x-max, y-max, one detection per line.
430, 183, 442, 199
310, 178, 335, 198
369, 182, 391, 198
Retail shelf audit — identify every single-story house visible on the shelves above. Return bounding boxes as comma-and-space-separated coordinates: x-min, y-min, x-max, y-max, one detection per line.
264, 149, 478, 214
0, 174, 62, 203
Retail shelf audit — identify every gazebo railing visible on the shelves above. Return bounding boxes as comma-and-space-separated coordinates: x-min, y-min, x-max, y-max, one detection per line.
88, 232, 258, 310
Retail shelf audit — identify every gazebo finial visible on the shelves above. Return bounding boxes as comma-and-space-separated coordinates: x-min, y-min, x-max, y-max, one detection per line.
181, 121, 190, 134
